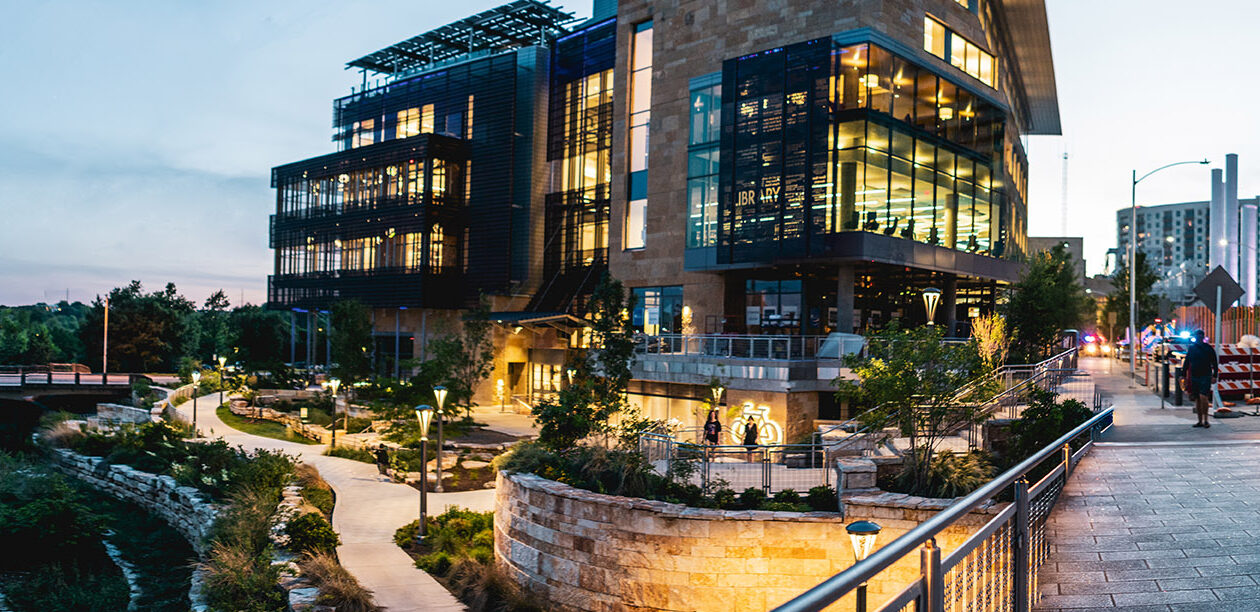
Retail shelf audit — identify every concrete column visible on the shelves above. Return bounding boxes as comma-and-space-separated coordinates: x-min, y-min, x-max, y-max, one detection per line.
1243, 202, 1258, 306
1210, 168, 1225, 271
1226, 154, 1240, 277
942, 276, 959, 337
837, 266, 855, 333
944, 194, 959, 250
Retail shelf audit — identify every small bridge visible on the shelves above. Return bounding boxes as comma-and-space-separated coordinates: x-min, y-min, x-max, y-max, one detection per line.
0, 366, 139, 400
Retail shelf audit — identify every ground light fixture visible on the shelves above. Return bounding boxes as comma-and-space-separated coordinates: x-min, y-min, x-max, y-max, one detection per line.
433, 385, 447, 493
847, 520, 882, 612
191, 370, 202, 433
922, 287, 942, 326
414, 405, 435, 537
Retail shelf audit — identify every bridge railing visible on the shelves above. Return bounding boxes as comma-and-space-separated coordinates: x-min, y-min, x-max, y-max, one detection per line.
0, 366, 138, 388
772, 407, 1114, 612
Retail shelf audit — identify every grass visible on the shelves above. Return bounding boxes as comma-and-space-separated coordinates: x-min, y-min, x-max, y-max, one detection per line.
297, 553, 379, 612
216, 404, 318, 445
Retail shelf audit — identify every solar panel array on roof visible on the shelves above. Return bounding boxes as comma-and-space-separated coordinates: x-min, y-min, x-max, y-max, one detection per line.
346, 0, 578, 76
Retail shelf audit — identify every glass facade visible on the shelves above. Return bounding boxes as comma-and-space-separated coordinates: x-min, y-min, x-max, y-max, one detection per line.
686, 78, 721, 248
546, 20, 616, 272
714, 37, 1014, 265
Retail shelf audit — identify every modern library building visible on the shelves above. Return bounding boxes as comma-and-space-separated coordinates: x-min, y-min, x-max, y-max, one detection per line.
270, 0, 1059, 439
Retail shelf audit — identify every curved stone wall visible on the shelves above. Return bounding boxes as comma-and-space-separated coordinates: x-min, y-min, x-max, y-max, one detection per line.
495, 472, 1000, 611
49, 448, 220, 554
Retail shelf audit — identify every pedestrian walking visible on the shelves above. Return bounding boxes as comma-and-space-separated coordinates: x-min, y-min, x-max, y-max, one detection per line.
1183, 329, 1219, 428
742, 419, 759, 461
703, 409, 722, 446
374, 444, 391, 478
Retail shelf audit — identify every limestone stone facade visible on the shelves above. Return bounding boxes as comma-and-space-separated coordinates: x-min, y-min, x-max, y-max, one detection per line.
495, 471, 1001, 611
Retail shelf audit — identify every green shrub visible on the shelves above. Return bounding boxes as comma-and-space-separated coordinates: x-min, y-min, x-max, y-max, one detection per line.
417, 551, 453, 575
324, 446, 374, 463
301, 486, 334, 517
199, 541, 285, 612
806, 486, 837, 512
0, 561, 130, 612
711, 488, 738, 509
772, 489, 802, 505
286, 512, 341, 555
894, 449, 995, 499
394, 519, 421, 549
737, 487, 767, 510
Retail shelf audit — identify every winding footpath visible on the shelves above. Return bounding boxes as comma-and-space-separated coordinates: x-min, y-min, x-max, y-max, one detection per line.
172, 394, 494, 612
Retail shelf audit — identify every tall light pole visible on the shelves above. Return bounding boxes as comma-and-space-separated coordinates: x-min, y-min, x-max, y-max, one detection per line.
847, 520, 882, 612
191, 370, 201, 434
1130, 160, 1209, 385
102, 297, 109, 377
433, 385, 447, 493
326, 378, 341, 447
415, 405, 434, 538
217, 355, 227, 408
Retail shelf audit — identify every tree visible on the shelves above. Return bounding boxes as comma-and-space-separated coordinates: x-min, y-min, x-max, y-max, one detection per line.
426, 296, 495, 420
197, 290, 231, 362
78, 281, 195, 372
1002, 244, 1092, 361
329, 300, 373, 383
534, 274, 637, 450
836, 323, 988, 496
228, 306, 289, 373
1105, 251, 1159, 335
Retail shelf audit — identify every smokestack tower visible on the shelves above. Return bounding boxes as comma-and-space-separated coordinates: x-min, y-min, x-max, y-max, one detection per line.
1226, 154, 1240, 278
1210, 168, 1226, 272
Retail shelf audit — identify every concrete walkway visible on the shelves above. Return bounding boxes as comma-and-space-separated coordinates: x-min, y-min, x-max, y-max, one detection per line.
173, 394, 493, 612
1036, 358, 1260, 611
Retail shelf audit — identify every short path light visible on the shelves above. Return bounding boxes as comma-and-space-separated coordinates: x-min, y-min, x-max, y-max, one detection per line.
433, 385, 447, 493
922, 287, 942, 326
191, 370, 202, 433
415, 405, 435, 538
847, 520, 882, 612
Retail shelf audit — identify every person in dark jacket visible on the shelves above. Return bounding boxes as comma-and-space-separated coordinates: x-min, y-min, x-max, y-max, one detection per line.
1183, 330, 1219, 428
703, 409, 722, 445
374, 444, 391, 477
742, 420, 759, 461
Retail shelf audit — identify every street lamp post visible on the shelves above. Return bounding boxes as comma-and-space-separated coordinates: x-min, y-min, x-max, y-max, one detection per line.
326, 378, 341, 448
191, 370, 201, 434
414, 405, 435, 538
433, 386, 447, 493
922, 287, 942, 326
847, 520, 883, 612
1130, 160, 1210, 386
217, 355, 227, 408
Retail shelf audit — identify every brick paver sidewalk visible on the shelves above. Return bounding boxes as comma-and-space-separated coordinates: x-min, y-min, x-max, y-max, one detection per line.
1036, 440, 1260, 611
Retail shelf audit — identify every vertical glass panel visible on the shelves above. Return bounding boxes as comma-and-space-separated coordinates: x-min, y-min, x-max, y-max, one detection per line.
936, 80, 956, 139
978, 53, 994, 87
915, 72, 936, 133
965, 41, 981, 77
421, 104, 434, 134
866, 122, 890, 152
956, 88, 976, 150
891, 57, 915, 123
631, 70, 652, 114
632, 22, 653, 69
835, 148, 863, 231
630, 125, 649, 172
863, 151, 889, 231
625, 198, 647, 249
891, 130, 914, 161
838, 44, 867, 110
835, 120, 865, 150
956, 180, 976, 251
949, 33, 965, 70
867, 46, 893, 113
924, 17, 946, 59
889, 156, 914, 238
914, 163, 937, 243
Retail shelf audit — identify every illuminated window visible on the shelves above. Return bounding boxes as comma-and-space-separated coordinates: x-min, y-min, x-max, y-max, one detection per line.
625, 199, 646, 249
686, 79, 720, 248
351, 119, 375, 148
396, 108, 419, 139
923, 17, 996, 88
465, 95, 474, 139
429, 224, 445, 270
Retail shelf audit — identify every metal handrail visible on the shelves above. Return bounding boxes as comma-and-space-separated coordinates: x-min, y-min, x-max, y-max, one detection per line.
773, 406, 1113, 612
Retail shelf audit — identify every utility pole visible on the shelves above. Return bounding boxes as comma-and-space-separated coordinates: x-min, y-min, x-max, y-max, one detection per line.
103, 297, 110, 375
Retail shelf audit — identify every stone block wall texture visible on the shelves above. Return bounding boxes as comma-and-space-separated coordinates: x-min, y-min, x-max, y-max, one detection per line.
495, 472, 1000, 612
49, 448, 220, 555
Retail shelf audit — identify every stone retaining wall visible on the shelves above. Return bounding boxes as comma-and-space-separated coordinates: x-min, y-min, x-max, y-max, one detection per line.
49, 448, 220, 555
495, 472, 1001, 612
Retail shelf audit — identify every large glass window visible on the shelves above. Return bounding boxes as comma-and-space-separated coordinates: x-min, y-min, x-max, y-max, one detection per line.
744, 280, 803, 334
626, 21, 653, 250
625, 199, 646, 249
631, 286, 683, 335
686, 80, 721, 248
924, 17, 997, 88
